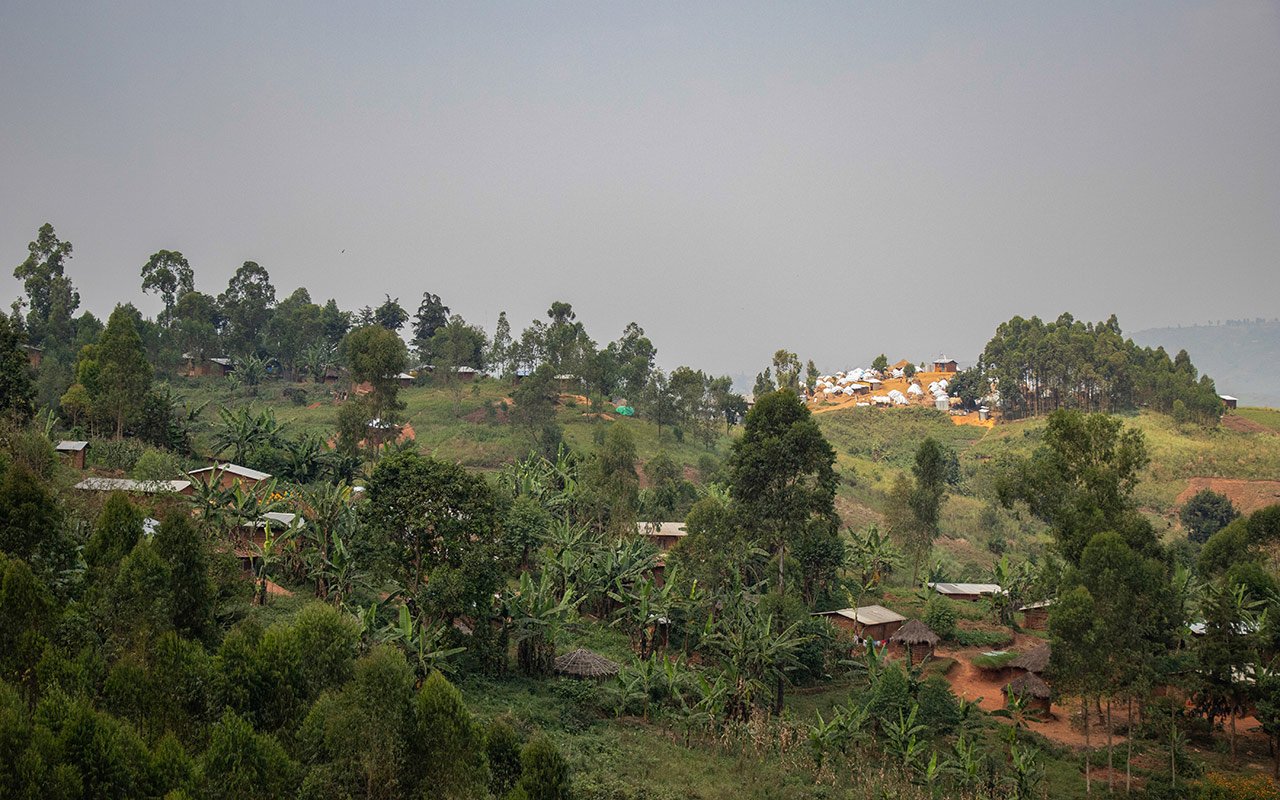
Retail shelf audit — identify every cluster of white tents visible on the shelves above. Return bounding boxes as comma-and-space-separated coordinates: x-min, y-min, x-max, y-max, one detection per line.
813, 368, 885, 399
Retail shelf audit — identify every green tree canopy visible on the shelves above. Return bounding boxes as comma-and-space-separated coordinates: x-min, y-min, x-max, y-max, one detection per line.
727, 389, 838, 593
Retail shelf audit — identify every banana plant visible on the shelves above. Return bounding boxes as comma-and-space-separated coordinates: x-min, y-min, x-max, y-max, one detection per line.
377, 604, 467, 679
882, 704, 928, 771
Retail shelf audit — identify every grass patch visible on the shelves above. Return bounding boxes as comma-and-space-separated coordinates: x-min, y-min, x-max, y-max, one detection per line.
953, 628, 1015, 648
970, 651, 1019, 670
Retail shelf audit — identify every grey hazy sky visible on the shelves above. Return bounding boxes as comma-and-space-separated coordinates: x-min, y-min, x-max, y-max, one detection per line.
2, 1, 1277, 378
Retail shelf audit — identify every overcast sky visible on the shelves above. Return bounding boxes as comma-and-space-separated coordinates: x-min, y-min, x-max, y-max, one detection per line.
2, 1, 1277, 378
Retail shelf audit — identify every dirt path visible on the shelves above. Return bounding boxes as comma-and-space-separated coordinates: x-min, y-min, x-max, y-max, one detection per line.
1223, 414, 1278, 435
934, 641, 1125, 750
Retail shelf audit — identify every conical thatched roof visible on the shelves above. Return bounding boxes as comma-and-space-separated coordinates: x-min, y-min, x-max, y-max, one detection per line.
554, 648, 620, 678
1007, 643, 1050, 674
1005, 671, 1052, 700
890, 619, 940, 647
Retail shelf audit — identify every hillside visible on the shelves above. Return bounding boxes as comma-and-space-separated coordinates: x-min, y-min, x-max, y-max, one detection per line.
814, 404, 1280, 580
1133, 319, 1280, 408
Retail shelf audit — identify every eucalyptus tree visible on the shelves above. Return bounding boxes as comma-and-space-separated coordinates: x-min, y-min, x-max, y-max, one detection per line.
140, 250, 194, 326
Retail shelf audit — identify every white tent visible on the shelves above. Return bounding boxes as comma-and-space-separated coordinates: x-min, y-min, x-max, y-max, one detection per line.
907, 384, 924, 396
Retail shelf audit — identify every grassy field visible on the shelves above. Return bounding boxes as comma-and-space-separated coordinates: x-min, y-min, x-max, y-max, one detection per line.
169, 374, 733, 475
1236, 406, 1280, 433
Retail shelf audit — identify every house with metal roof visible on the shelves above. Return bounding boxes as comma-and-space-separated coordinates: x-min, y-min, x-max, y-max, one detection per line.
929, 582, 1003, 602
813, 604, 907, 642
56, 440, 89, 470
188, 463, 273, 490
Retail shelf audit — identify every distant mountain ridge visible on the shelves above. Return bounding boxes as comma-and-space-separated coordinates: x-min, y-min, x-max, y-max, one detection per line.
1132, 320, 1280, 408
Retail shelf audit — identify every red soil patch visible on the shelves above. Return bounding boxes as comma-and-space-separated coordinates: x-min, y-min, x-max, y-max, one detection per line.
464, 406, 510, 424
1223, 414, 1278, 435
935, 633, 1125, 750
306, 402, 321, 410
1176, 478, 1280, 515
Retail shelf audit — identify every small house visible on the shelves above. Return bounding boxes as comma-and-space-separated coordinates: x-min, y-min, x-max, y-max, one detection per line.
1019, 600, 1053, 630
637, 521, 688, 552
929, 582, 1003, 602
554, 374, 583, 393
365, 418, 402, 447
932, 357, 959, 373
56, 440, 89, 470
188, 463, 273, 491
20, 343, 42, 368
453, 366, 479, 382
182, 353, 234, 378
1220, 395, 1238, 410
890, 620, 940, 665
395, 372, 415, 387
233, 512, 301, 572
812, 605, 906, 643
1004, 671, 1052, 716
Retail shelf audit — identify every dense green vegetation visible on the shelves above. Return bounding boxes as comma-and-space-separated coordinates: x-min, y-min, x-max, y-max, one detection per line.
6, 222, 1280, 798
960, 313, 1224, 422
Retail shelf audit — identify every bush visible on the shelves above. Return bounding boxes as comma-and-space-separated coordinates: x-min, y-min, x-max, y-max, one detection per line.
91, 438, 147, 473
132, 449, 185, 482
952, 628, 1014, 648
916, 675, 959, 734
282, 387, 309, 406
924, 595, 957, 640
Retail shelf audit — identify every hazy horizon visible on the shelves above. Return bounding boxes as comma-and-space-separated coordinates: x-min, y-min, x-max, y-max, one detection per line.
3, 2, 1277, 377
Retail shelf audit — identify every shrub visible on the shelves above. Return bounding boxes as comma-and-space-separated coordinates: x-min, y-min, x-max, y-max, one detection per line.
91, 438, 146, 473
952, 628, 1014, 648
924, 595, 958, 640
132, 449, 184, 482
282, 387, 309, 406
916, 675, 959, 733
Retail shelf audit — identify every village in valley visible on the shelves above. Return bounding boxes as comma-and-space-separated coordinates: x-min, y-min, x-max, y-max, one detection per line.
3, 4, 1279, 799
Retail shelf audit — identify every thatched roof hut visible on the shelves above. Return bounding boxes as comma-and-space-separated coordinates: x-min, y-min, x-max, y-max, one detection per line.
890, 620, 940, 647
554, 648, 620, 679
1005, 671, 1051, 699
1007, 643, 1050, 674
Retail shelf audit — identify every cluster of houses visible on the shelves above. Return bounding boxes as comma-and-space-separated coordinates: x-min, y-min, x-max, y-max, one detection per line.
71, 457, 303, 587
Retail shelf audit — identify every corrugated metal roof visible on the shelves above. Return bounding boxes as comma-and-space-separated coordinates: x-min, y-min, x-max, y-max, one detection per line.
188, 463, 273, 481
637, 522, 688, 538
929, 582, 1003, 596
813, 605, 906, 626
56, 440, 89, 451
75, 478, 192, 493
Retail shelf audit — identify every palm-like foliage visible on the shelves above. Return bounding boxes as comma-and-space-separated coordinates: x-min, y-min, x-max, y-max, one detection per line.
374, 604, 467, 679
504, 571, 582, 677
300, 342, 336, 383
704, 600, 809, 721
210, 406, 287, 463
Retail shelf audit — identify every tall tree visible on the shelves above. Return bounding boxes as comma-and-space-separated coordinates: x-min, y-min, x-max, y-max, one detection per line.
996, 409, 1153, 565
218, 261, 276, 356
905, 438, 950, 584
365, 452, 503, 604
341, 325, 409, 419
412, 292, 450, 356
13, 223, 78, 346
373, 295, 409, 332
94, 306, 154, 438
607, 322, 656, 398
319, 299, 352, 346
0, 314, 35, 423
727, 389, 838, 593
488, 311, 514, 378
263, 288, 322, 378
140, 250, 195, 326
771, 350, 801, 391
